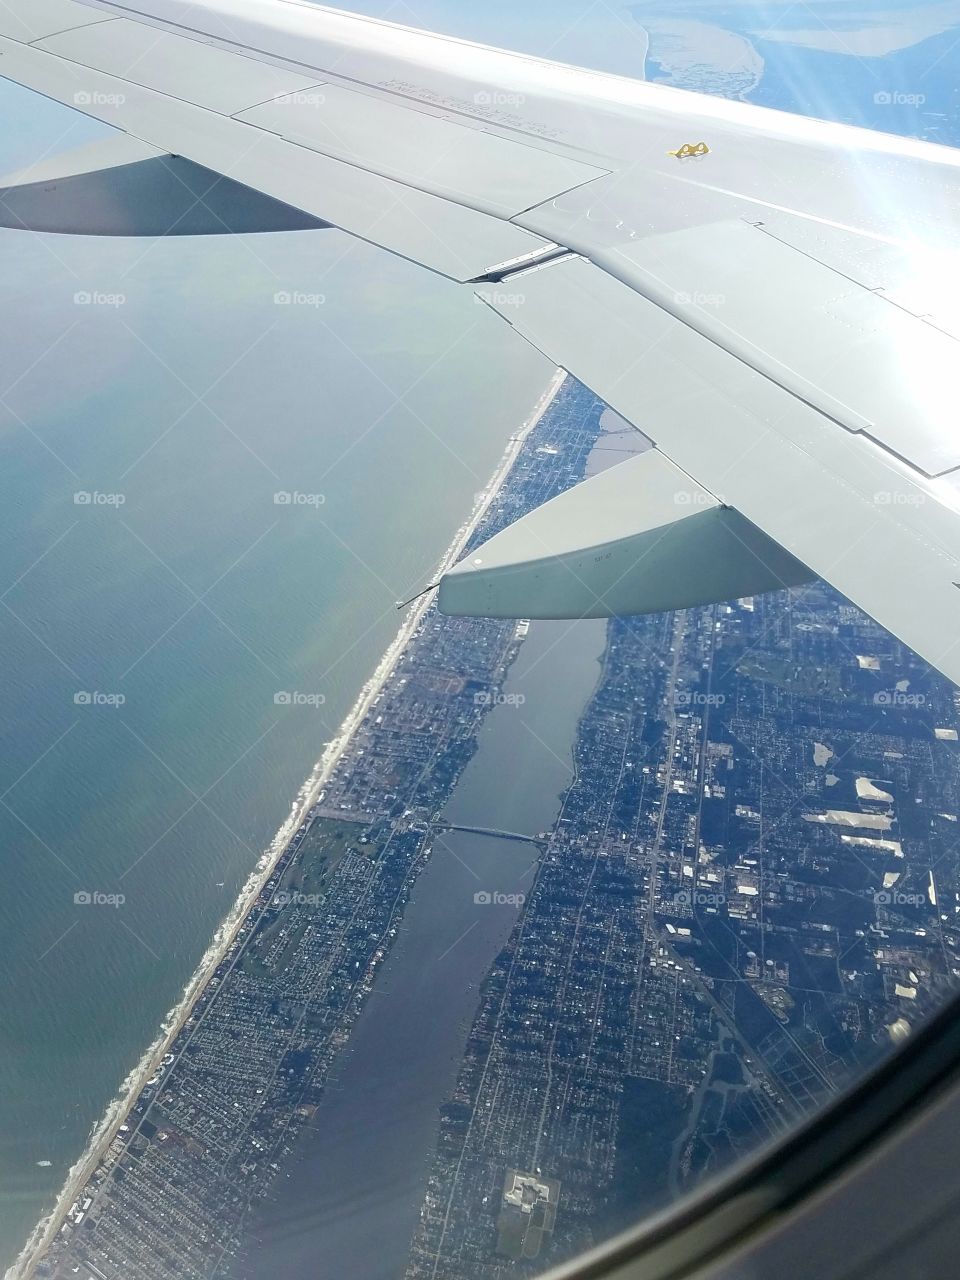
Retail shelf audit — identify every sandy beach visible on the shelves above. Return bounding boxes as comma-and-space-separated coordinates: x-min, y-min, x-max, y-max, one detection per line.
7, 366, 567, 1280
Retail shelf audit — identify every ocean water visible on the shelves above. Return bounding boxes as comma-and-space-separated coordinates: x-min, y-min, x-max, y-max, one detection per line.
0, 214, 551, 1263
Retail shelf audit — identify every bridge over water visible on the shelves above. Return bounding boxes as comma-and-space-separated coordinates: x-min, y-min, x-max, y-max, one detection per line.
435, 823, 545, 847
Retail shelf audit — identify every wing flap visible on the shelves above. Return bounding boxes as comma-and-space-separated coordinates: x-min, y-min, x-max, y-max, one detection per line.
236, 85, 606, 220
0, 137, 331, 235
438, 449, 812, 619
475, 254, 960, 685
514, 213, 960, 476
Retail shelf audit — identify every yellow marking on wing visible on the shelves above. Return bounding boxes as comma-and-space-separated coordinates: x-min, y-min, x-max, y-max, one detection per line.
668, 142, 710, 159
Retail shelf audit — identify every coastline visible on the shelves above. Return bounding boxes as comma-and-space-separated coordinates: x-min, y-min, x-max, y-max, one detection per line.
7, 365, 568, 1280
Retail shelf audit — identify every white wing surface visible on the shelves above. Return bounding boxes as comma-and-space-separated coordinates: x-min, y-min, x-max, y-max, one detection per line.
3, 0, 960, 682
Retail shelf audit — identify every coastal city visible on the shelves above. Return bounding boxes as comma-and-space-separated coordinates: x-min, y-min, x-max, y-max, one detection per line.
407, 577, 960, 1275
26, 379, 960, 1280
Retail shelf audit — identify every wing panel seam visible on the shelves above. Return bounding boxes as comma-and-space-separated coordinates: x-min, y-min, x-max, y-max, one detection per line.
27, 16, 118, 45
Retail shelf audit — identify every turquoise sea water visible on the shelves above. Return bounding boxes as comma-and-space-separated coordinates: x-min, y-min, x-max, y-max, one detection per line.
0, 215, 550, 1260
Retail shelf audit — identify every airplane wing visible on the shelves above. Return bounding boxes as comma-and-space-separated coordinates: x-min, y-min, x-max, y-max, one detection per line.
3, 1, 960, 684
